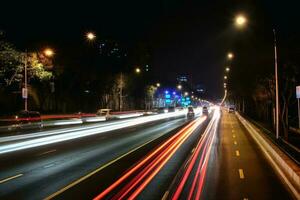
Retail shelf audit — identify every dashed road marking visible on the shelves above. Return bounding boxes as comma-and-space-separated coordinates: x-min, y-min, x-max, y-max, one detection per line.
239, 169, 245, 179
37, 149, 56, 156
236, 150, 240, 156
0, 174, 23, 184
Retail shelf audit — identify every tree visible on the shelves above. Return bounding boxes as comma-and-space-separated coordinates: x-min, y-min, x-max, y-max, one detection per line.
280, 63, 299, 140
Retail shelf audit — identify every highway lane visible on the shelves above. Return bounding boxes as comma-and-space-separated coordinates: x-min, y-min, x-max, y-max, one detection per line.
56, 113, 211, 200
0, 116, 191, 200
200, 110, 293, 200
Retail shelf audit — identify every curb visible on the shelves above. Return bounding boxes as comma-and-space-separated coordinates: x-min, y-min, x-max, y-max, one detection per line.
236, 113, 300, 200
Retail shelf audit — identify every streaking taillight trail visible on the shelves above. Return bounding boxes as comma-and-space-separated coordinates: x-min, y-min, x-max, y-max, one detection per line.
93, 107, 220, 200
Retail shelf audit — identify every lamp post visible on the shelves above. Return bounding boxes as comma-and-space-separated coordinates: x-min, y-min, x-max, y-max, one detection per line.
23, 52, 28, 111
273, 29, 280, 139
22, 48, 54, 111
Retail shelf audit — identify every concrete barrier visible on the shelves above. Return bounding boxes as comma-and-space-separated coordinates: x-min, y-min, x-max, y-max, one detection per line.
236, 113, 300, 199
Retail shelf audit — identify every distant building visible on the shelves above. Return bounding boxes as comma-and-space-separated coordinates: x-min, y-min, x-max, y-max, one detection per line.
195, 83, 206, 94
177, 75, 188, 83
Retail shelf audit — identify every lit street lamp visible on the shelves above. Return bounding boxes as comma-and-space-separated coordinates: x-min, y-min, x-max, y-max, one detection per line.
135, 67, 141, 74
23, 48, 55, 111
156, 83, 160, 87
86, 32, 96, 41
177, 84, 182, 90
184, 92, 188, 96
43, 48, 54, 57
227, 52, 234, 60
224, 76, 228, 80
226, 67, 230, 72
235, 14, 247, 28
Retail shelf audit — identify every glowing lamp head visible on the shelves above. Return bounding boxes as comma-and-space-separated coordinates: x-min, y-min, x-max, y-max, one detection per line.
44, 48, 54, 57
135, 68, 141, 73
227, 53, 234, 59
86, 32, 96, 40
235, 15, 247, 27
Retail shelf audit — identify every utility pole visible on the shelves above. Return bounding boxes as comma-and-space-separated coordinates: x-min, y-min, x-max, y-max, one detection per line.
273, 29, 279, 139
119, 72, 123, 111
23, 52, 28, 111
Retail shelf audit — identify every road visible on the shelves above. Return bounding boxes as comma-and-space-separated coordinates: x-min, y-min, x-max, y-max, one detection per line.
200, 110, 293, 200
0, 115, 193, 200
0, 108, 295, 200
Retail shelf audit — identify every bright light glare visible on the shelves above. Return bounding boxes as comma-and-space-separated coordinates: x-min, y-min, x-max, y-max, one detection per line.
44, 48, 54, 57
226, 67, 230, 72
227, 53, 234, 59
235, 15, 247, 27
0, 110, 188, 154
86, 32, 96, 40
135, 68, 141, 73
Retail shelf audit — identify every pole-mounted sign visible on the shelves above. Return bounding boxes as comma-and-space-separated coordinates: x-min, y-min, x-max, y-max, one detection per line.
296, 86, 300, 99
22, 88, 28, 99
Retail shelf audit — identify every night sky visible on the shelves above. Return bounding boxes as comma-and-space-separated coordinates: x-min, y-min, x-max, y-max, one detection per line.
1, 0, 300, 99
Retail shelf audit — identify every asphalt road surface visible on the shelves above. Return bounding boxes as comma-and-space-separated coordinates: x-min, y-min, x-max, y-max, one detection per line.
201, 110, 293, 200
0, 116, 191, 200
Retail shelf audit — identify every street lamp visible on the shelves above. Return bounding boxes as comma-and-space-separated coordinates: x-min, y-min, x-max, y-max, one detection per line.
156, 83, 160, 87
227, 52, 234, 60
43, 48, 54, 57
226, 67, 230, 72
135, 67, 141, 74
184, 92, 188, 96
235, 14, 247, 28
86, 32, 96, 41
177, 84, 182, 90
23, 48, 55, 111
224, 76, 228, 80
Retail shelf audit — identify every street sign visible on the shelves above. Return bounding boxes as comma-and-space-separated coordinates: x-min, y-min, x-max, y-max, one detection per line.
22, 88, 28, 99
296, 86, 300, 98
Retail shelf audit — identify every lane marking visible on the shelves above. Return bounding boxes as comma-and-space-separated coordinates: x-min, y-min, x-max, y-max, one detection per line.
233, 134, 236, 138
43, 163, 55, 169
162, 191, 169, 200
37, 149, 56, 156
236, 150, 240, 156
234, 141, 237, 145
239, 169, 245, 179
232, 130, 235, 133
44, 134, 166, 200
0, 174, 23, 184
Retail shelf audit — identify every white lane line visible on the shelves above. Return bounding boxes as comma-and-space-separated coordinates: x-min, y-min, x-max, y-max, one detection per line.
37, 149, 56, 156
234, 141, 237, 145
236, 150, 240, 156
0, 174, 23, 184
239, 169, 245, 179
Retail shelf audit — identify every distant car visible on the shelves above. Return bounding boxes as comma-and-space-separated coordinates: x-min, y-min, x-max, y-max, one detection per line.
228, 107, 235, 113
15, 110, 43, 129
157, 107, 168, 113
96, 109, 112, 119
187, 106, 195, 119
202, 106, 209, 115
168, 107, 175, 112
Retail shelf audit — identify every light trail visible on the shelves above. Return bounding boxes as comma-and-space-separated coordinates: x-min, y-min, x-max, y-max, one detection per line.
171, 107, 220, 200
0, 110, 188, 154
93, 114, 207, 200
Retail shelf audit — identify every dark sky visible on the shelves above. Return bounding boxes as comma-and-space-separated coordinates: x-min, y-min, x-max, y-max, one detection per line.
1, 0, 299, 99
